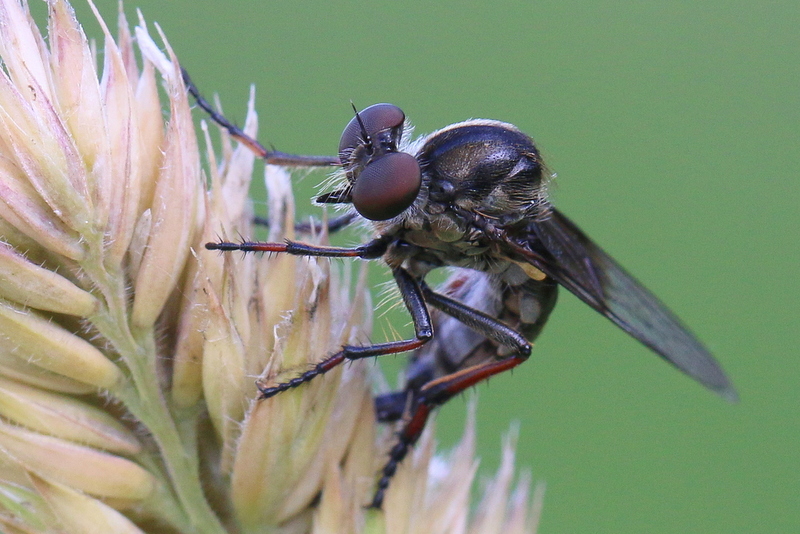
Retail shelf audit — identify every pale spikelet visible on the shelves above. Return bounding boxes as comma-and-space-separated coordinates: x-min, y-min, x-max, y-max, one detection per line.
130, 21, 200, 328
0, 241, 98, 316
0, 376, 141, 454
382, 408, 477, 534
228, 188, 372, 526
29, 474, 146, 534
468, 428, 545, 534
0, 422, 155, 500
0, 1, 545, 532
0, 298, 122, 389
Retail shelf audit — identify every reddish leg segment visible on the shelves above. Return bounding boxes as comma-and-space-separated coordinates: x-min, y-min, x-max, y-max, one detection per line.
255, 267, 433, 398
371, 355, 528, 508
182, 67, 340, 167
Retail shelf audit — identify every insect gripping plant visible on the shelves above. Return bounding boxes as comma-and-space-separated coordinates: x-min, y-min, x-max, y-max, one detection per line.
187, 61, 737, 511
0, 1, 546, 532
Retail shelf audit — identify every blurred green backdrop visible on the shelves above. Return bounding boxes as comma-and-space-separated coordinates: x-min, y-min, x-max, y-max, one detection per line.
50, 1, 799, 532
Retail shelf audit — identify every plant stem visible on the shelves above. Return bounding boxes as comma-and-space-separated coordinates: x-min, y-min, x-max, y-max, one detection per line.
86, 259, 225, 534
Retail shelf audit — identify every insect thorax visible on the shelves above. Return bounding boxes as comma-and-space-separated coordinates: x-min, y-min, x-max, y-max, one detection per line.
376, 120, 550, 273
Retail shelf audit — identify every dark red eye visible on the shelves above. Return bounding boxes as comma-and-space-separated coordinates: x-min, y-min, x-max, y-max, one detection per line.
339, 103, 406, 157
351, 152, 421, 221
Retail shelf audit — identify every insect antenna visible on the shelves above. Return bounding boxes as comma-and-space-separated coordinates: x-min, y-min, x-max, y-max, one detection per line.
350, 101, 374, 154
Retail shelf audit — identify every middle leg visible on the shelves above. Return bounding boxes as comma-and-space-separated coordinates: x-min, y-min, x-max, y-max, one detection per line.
257, 267, 433, 398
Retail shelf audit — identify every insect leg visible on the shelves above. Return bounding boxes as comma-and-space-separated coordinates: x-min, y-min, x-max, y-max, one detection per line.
373, 343, 536, 507
371, 283, 540, 508
370, 396, 433, 508
205, 235, 389, 259
420, 282, 532, 354
257, 267, 433, 398
374, 391, 412, 423
181, 67, 340, 167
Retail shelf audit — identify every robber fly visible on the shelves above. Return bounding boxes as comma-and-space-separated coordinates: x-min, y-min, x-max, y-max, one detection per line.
184, 69, 737, 509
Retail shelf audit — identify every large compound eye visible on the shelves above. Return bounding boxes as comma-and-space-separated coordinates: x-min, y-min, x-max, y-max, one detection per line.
351, 152, 421, 221
339, 103, 406, 156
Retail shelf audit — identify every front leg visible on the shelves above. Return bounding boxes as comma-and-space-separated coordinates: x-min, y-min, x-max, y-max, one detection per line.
253, 267, 433, 398
205, 235, 389, 259
182, 67, 339, 167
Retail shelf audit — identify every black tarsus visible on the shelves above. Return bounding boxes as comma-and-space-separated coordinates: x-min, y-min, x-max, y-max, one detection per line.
368, 281, 540, 508
181, 66, 340, 167
256, 267, 433, 398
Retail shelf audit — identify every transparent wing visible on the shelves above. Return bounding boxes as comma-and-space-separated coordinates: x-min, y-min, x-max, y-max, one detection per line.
518, 208, 737, 401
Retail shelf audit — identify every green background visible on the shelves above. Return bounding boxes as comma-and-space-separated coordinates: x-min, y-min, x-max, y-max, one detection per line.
57, 1, 798, 532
